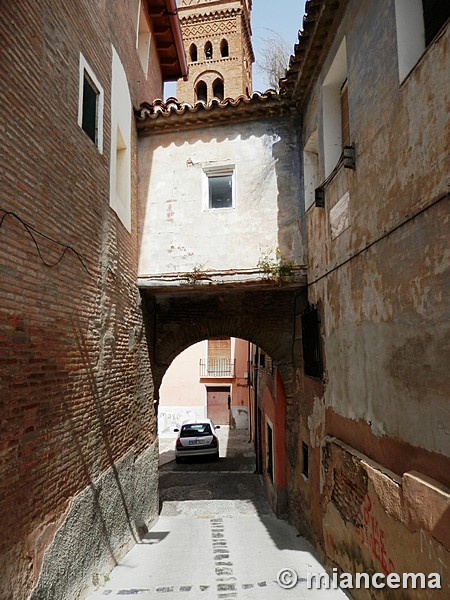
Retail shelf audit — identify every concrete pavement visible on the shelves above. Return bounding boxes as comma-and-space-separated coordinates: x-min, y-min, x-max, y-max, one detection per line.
85, 428, 349, 600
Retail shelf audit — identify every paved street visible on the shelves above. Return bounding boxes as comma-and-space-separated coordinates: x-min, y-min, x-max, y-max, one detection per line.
85, 428, 348, 600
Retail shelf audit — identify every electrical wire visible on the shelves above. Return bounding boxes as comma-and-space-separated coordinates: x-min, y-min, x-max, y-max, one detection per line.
0, 208, 93, 275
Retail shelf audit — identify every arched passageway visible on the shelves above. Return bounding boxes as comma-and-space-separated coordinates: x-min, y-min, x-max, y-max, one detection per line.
140, 285, 307, 402
140, 283, 307, 517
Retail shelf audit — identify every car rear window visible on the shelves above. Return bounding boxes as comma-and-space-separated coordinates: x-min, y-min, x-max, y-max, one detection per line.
180, 424, 212, 437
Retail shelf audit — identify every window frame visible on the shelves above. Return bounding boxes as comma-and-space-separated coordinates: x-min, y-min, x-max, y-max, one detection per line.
321, 37, 348, 177
394, 0, 449, 82
77, 53, 104, 153
203, 165, 236, 211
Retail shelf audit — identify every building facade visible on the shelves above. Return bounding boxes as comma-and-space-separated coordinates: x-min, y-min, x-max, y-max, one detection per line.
0, 2, 186, 599
281, 0, 450, 594
158, 337, 250, 434
176, 0, 254, 103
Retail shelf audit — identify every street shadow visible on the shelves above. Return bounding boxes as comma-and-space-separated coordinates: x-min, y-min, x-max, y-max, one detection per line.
158, 428, 304, 551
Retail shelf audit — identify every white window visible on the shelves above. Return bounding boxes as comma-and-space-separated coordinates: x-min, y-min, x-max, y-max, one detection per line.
394, 0, 449, 81
321, 38, 348, 177
78, 54, 104, 153
136, 0, 151, 76
203, 166, 235, 210
110, 47, 132, 231
303, 130, 319, 211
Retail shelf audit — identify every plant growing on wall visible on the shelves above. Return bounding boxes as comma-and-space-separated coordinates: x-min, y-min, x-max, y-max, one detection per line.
257, 246, 295, 280
183, 263, 211, 285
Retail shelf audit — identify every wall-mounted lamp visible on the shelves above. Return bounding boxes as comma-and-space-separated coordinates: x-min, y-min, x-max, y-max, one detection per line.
343, 145, 356, 169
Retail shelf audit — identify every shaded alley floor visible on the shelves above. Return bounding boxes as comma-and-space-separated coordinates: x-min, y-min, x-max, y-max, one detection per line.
85, 428, 349, 600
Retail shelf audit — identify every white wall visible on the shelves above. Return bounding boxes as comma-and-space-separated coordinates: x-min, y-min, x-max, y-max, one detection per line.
138, 119, 301, 276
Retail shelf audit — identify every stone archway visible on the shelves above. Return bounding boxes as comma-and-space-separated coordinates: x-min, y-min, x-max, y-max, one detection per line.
140, 285, 307, 403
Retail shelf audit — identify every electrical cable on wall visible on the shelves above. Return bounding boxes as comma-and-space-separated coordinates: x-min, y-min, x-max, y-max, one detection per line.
0, 208, 93, 275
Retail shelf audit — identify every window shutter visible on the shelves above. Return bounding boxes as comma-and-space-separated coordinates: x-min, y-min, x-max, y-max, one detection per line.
340, 79, 350, 148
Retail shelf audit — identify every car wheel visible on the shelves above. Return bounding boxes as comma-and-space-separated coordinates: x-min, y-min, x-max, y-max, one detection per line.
214, 451, 219, 461
175, 456, 181, 464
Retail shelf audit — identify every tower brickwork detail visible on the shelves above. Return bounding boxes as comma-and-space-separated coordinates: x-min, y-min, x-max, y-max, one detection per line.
176, 0, 254, 103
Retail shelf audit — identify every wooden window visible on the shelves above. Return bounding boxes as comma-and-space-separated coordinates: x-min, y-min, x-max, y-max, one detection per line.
340, 79, 350, 148
207, 339, 231, 376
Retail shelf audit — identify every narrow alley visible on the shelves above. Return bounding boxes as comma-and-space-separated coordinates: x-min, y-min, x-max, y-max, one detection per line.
84, 429, 348, 600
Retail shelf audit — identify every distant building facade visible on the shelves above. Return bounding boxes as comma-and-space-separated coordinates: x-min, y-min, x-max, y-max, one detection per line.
176, 0, 254, 102
158, 337, 250, 435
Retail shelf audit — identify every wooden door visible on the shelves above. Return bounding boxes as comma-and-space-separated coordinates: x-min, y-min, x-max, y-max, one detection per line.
207, 386, 230, 425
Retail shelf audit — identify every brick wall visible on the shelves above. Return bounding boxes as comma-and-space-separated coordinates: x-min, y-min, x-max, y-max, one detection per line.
0, 1, 163, 598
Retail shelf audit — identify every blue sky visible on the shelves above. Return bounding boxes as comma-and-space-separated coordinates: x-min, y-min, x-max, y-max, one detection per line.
251, 0, 307, 92
164, 1, 307, 99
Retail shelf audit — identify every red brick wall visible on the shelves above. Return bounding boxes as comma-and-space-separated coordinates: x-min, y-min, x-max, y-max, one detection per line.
0, 1, 163, 597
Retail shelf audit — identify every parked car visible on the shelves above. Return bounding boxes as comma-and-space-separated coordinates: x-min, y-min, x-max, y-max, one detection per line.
174, 419, 220, 463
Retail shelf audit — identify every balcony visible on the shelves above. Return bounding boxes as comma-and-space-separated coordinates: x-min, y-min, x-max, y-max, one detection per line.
199, 358, 235, 378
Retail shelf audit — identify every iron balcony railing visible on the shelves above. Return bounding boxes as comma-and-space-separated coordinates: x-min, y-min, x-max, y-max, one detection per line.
199, 358, 235, 378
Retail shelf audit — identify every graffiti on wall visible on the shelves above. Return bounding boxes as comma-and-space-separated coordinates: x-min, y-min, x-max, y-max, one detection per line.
355, 494, 396, 574
158, 406, 206, 435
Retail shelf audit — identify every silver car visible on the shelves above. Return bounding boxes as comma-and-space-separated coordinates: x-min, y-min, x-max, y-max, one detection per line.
174, 419, 220, 463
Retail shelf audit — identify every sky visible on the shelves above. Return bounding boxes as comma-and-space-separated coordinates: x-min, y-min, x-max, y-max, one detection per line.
164, 0, 307, 99
251, 0, 307, 92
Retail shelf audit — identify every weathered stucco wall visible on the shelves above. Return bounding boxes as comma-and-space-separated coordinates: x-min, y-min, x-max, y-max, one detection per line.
29, 443, 159, 600
137, 116, 304, 276
322, 440, 449, 600
289, 0, 450, 593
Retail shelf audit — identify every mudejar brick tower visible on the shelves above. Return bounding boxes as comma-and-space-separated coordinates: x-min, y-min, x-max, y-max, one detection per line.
176, 0, 254, 103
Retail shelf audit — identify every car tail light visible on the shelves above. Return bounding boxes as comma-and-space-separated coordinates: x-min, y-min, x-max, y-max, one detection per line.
211, 435, 218, 447
176, 438, 183, 448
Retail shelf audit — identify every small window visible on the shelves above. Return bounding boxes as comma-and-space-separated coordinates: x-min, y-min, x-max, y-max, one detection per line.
302, 442, 309, 479
208, 173, 233, 209
220, 39, 229, 58
189, 43, 198, 62
205, 41, 213, 60
82, 73, 98, 144
301, 305, 323, 378
78, 54, 103, 152
212, 78, 224, 100
196, 80, 207, 102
